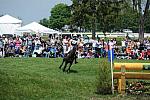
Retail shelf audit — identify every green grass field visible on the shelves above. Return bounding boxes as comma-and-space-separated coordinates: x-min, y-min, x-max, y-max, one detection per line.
0, 58, 150, 100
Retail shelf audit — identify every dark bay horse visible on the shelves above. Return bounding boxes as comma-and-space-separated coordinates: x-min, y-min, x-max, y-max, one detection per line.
59, 45, 78, 72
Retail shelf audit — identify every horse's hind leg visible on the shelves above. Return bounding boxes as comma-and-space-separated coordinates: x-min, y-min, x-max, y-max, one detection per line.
63, 62, 68, 72
74, 55, 78, 64
59, 59, 64, 69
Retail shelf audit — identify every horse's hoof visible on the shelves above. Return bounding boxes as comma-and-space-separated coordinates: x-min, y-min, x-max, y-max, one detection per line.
75, 62, 78, 64
63, 69, 65, 72
67, 72, 69, 74
67, 70, 70, 73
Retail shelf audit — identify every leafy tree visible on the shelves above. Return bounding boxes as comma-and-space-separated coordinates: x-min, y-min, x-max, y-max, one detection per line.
39, 18, 49, 28
49, 3, 71, 30
71, 0, 101, 38
70, 0, 93, 32
144, 10, 150, 33
71, 0, 127, 39
132, 0, 150, 39
96, 0, 123, 32
115, 2, 139, 32
39, 0, 150, 39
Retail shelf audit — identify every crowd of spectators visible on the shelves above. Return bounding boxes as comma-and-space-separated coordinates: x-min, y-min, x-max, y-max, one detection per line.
0, 34, 62, 58
117, 37, 150, 60
0, 34, 150, 60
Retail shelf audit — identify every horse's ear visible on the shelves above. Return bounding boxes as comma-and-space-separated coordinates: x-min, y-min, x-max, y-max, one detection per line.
73, 45, 77, 50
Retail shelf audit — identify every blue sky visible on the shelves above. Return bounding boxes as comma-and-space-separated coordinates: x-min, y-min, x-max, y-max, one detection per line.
0, 0, 72, 25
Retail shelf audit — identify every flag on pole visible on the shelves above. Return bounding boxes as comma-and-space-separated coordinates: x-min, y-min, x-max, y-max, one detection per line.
108, 42, 114, 94
108, 48, 114, 62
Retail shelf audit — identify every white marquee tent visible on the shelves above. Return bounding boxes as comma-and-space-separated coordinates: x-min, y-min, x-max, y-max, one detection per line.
16, 22, 60, 36
0, 14, 22, 35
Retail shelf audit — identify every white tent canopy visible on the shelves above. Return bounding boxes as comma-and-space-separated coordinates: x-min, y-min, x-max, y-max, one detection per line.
0, 14, 22, 35
16, 22, 60, 35
0, 14, 22, 24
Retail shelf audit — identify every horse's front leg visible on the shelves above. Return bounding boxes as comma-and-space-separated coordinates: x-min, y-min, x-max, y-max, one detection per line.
63, 61, 68, 72
59, 59, 64, 69
67, 62, 73, 73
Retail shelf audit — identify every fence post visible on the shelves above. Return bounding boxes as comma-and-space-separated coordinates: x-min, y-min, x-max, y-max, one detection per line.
117, 79, 122, 93
120, 64, 126, 94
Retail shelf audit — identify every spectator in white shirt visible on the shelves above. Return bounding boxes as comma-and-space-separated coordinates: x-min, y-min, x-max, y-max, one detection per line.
62, 36, 69, 55
34, 37, 41, 49
121, 39, 126, 53
92, 38, 98, 53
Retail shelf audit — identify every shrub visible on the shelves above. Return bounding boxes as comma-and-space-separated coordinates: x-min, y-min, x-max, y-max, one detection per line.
96, 60, 112, 94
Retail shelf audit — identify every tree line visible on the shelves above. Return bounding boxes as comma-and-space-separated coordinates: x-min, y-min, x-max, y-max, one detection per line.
40, 0, 150, 39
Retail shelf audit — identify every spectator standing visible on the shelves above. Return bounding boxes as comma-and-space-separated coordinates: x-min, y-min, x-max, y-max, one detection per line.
77, 38, 84, 58
62, 36, 68, 56
67, 37, 72, 53
14, 36, 22, 55
8, 37, 15, 48
108, 39, 115, 49
97, 38, 103, 57
0, 36, 4, 57
91, 38, 98, 53
139, 41, 145, 52
121, 39, 126, 53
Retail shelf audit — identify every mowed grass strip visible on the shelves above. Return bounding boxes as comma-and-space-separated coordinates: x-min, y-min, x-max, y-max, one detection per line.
0, 58, 100, 100
0, 58, 149, 100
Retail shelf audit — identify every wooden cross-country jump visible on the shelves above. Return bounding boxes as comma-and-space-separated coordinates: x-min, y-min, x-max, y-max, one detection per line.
113, 63, 150, 94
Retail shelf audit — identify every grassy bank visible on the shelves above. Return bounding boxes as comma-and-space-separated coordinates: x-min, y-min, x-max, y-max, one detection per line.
0, 58, 149, 100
